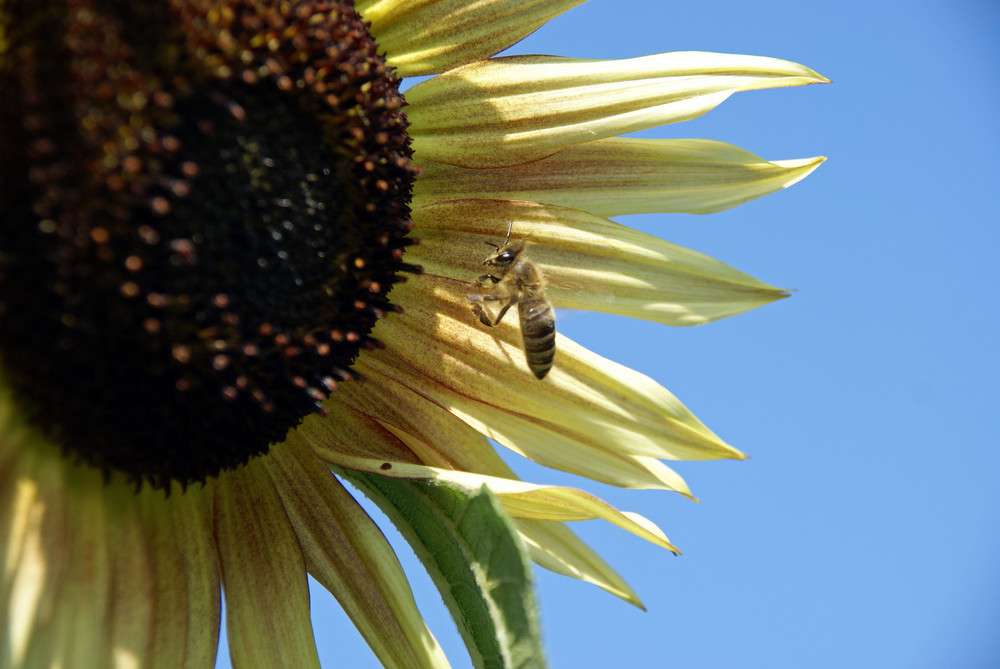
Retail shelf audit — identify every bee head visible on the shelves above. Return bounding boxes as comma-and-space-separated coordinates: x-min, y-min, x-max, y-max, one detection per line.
488, 240, 525, 265
482, 220, 524, 268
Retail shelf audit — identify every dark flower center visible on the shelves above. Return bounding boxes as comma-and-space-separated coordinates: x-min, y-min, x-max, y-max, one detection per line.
0, 1, 417, 488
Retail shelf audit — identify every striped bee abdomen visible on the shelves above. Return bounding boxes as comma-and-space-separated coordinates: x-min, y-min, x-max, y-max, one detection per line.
519, 296, 555, 379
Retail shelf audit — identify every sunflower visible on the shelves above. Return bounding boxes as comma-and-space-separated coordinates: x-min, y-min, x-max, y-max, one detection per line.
0, 1, 827, 667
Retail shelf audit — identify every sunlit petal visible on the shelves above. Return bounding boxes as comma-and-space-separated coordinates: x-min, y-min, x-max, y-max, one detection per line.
515, 520, 645, 608
373, 280, 742, 463
361, 0, 587, 77
407, 52, 828, 167
411, 199, 789, 325
415, 137, 825, 215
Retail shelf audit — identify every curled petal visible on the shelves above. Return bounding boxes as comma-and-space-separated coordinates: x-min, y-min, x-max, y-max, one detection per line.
406, 52, 829, 167
361, 0, 587, 77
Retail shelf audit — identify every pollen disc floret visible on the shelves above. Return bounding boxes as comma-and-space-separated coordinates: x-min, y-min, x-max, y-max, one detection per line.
0, 1, 416, 487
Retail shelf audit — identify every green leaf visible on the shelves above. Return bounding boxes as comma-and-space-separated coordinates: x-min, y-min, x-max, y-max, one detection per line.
340, 470, 547, 669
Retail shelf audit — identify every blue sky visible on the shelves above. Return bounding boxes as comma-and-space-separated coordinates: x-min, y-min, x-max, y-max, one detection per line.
215, 1, 1000, 667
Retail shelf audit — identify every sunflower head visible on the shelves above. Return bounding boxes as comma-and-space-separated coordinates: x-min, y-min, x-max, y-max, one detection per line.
1, 2, 828, 667
0, 0, 417, 488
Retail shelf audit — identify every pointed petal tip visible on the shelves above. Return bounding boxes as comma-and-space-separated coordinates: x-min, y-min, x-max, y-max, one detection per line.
795, 64, 830, 84
776, 155, 826, 171
613, 586, 646, 610
768, 154, 826, 192
618, 584, 647, 611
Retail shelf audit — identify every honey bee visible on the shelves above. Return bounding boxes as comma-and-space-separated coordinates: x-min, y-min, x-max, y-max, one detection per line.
467, 222, 555, 379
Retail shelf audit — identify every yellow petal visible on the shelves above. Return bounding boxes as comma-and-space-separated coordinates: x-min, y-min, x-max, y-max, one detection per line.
4, 447, 118, 668
298, 393, 655, 606
105, 486, 154, 669
3, 452, 62, 669
211, 461, 320, 669
362, 349, 695, 494
302, 401, 425, 467
515, 519, 645, 608
339, 369, 523, 477
1, 420, 42, 668
352, 280, 744, 494
411, 199, 789, 325
339, 373, 497, 472
360, 0, 587, 77
385, 465, 679, 552
406, 52, 829, 168
2, 410, 222, 669
305, 458, 678, 552
411, 438, 650, 606
138, 485, 221, 669
265, 439, 451, 669
414, 137, 825, 215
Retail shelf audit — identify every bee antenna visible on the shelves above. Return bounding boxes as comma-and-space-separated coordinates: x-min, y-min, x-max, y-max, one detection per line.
503, 220, 513, 246
483, 241, 499, 251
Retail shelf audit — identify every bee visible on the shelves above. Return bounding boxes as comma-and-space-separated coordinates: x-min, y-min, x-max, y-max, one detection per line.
467, 222, 556, 379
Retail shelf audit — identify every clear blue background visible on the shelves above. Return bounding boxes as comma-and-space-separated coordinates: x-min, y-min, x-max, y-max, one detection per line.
217, 1, 1000, 667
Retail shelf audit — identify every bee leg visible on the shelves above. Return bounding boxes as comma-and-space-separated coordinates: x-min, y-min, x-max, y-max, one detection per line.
477, 300, 516, 328
472, 304, 491, 327
467, 292, 494, 325
468, 290, 517, 327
